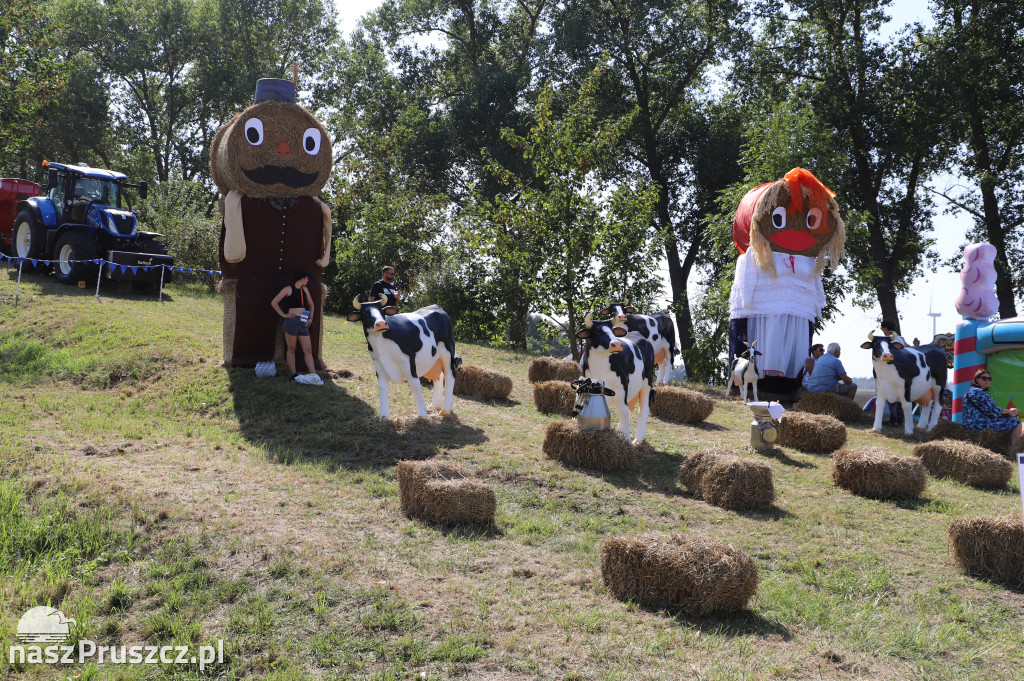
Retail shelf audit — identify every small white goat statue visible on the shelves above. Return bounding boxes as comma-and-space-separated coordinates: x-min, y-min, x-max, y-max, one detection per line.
730, 340, 764, 403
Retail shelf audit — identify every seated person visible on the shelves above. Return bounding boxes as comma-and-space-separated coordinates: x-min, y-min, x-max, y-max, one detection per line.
806, 342, 857, 399
801, 343, 825, 389
963, 369, 1023, 448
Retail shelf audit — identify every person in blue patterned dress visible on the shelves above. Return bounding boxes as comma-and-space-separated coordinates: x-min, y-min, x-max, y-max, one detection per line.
963, 369, 1023, 448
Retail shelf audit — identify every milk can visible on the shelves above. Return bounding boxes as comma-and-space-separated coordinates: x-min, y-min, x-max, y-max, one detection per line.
571, 378, 615, 431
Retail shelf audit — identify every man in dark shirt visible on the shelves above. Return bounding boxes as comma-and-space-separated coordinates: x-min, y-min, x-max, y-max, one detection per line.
368, 265, 401, 305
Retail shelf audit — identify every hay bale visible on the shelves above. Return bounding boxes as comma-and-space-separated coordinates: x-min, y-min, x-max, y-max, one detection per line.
528, 356, 581, 383
452, 363, 513, 400
795, 391, 863, 423
929, 419, 1013, 456
776, 412, 847, 454
600, 532, 758, 615
677, 449, 774, 511
912, 439, 1013, 489
395, 459, 496, 525
542, 420, 635, 472
831, 447, 927, 500
948, 515, 1024, 587
650, 386, 714, 423
533, 380, 576, 416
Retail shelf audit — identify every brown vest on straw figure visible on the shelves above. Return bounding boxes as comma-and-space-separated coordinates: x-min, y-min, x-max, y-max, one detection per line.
211, 71, 333, 368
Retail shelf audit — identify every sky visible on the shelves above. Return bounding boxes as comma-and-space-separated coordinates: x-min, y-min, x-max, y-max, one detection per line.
330, 0, 988, 378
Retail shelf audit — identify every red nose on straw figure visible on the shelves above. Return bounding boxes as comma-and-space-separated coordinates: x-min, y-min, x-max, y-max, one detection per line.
728, 168, 845, 397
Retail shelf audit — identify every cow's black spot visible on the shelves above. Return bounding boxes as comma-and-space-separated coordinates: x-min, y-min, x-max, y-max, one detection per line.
653, 334, 659, 342
431, 345, 437, 356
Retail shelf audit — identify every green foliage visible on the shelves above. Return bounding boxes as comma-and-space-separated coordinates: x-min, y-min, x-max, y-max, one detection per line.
0, 0, 69, 172
929, 0, 1024, 317
135, 178, 220, 281
468, 69, 661, 354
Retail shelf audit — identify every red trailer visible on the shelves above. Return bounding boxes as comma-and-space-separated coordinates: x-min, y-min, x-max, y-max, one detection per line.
0, 178, 41, 255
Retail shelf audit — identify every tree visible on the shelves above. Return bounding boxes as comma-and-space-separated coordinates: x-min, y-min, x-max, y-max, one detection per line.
929, 0, 1024, 317
0, 0, 68, 175
468, 75, 661, 355
747, 0, 944, 324
549, 0, 750, 365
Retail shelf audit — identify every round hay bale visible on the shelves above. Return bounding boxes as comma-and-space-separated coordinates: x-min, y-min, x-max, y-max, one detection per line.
600, 532, 759, 615
948, 515, 1024, 587
528, 356, 581, 383
929, 419, 1013, 456
831, 447, 927, 500
776, 412, 847, 454
532, 380, 576, 416
795, 392, 863, 423
912, 439, 1013, 489
452, 363, 513, 400
395, 459, 496, 525
542, 420, 635, 472
650, 386, 714, 423
677, 449, 774, 511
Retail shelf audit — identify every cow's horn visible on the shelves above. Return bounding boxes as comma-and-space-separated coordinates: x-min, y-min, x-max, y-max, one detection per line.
379, 294, 388, 306
604, 298, 610, 308
889, 331, 898, 341
750, 339, 758, 347
353, 295, 362, 310
584, 311, 593, 328
867, 331, 875, 341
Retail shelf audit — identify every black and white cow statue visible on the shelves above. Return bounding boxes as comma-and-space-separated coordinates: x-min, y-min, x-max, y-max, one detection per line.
860, 331, 947, 435
347, 295, 457, 419
730, 340, 763, 403
601, 300, 679, 385
576, 311, 657, 443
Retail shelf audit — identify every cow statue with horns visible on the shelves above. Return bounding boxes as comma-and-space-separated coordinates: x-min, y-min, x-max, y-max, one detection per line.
347, 295, 458, 419
576, 310, 657, 443
600, 300, 679, 385
860, 330, 947, 435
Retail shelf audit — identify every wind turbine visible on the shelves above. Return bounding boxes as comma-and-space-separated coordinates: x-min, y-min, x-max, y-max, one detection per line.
927, 287, 941, 339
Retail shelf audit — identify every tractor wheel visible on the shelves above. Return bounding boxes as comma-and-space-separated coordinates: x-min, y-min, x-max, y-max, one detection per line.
13, 208, 49, 271
53, 232, 99, 285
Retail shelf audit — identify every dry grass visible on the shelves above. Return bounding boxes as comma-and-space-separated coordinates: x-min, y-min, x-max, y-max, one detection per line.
600, 532, 759, 615
532, 380, 576, 416
452, 363, 513, 400
650, 385, 714, 423
395, 459, 496, 524
832, 447, 928, 500
677, 448, 775, 511
541, 420, 636, 472
776, 411, 847, 454
929, 419, 1015, 456
949, 515, 1024, 587
527, 356, 581, 383
796, 391, 864, 423
912, 439, 1013, 489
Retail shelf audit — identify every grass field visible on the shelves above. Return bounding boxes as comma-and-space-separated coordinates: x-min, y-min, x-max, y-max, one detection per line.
1, 271, 1023, 680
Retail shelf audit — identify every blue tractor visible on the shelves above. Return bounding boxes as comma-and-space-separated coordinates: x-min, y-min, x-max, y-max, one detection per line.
11, 161, 173, 285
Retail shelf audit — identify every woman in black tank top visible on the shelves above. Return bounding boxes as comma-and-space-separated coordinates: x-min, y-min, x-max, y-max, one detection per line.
271, 268, 316, 379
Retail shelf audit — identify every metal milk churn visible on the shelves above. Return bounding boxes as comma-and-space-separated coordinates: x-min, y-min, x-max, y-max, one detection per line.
572, 378, 615, 431
748, 401, 782, 450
